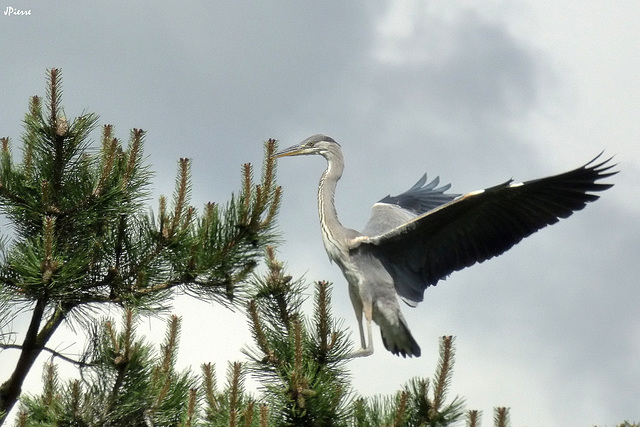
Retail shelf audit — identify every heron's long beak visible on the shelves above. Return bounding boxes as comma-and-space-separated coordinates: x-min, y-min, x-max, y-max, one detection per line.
272, 144, 307, 158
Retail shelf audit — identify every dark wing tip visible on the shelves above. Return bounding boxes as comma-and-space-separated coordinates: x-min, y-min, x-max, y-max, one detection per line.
585, 151, 619, 178
574, 151, 619, 194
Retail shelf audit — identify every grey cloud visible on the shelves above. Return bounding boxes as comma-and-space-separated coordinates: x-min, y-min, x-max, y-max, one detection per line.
0, 2, 637, 425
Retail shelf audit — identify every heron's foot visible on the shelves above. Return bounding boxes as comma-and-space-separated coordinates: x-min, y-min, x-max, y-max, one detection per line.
344, 346, 374, 359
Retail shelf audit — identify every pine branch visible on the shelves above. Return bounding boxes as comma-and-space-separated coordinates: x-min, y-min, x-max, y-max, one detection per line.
182, 388, 197, 427
494, 407, 509, 427
393, 391, 409, 426
201, 363, 219, 417
466, 409, 481, 427
105, 310, 135, 417
259, 404, 268, 427
41, 362, 58, 408
0, 343, 93, 368
432, 335, 454, 412
228, 361, 242, 427
0, 298, 51, 422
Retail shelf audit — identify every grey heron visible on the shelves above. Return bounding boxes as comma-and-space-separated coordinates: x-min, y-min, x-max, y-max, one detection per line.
274, 134, 616, 358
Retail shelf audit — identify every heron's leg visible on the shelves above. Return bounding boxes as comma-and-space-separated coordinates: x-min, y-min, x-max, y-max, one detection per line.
357, 313, 366, 350
346, 302, 374, 358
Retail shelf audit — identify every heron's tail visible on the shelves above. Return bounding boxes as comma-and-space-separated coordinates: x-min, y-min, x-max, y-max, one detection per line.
378, 311, 421, 357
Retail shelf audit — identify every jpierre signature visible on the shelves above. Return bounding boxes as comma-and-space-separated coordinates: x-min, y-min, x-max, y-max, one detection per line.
4, 6, 31, 16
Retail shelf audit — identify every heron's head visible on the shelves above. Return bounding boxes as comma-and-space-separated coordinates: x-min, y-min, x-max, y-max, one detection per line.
273, 134, 340, 159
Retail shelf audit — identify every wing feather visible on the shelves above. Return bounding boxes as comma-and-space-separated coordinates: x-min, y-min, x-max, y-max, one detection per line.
377, 174, 459, 215
362, 174, 459, 237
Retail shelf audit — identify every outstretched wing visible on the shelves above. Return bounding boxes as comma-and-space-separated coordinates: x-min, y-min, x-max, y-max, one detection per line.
362, 174, 459, 237
359, 154, 617, 305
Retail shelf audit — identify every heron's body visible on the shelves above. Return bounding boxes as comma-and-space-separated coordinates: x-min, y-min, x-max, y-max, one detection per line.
274, 134, 616, 358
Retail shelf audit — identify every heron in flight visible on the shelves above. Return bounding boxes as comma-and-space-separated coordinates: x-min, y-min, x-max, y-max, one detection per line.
274, 134, 616, 358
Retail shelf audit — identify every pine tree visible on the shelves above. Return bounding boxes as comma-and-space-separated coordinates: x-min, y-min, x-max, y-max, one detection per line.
0, 69, 280, 424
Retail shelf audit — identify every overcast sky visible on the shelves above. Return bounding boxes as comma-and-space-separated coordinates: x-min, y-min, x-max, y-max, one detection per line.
1, 1, 639, 425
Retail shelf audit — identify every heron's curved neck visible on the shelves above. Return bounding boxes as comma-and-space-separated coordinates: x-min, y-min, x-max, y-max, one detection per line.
318, 151, 349, 248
